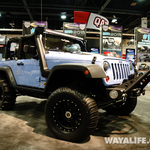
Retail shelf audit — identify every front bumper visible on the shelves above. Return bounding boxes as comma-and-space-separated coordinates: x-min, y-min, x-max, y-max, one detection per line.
106, 70, 150, 101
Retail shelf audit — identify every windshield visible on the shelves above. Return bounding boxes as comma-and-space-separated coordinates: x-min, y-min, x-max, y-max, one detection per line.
42, 33, 86, 52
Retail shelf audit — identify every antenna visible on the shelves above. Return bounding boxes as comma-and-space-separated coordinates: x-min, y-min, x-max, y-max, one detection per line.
41, 0, 42, 22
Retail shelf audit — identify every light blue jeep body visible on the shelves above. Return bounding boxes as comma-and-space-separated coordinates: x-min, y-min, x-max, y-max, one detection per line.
0, 28, 135, 91
0, 27, 141, 143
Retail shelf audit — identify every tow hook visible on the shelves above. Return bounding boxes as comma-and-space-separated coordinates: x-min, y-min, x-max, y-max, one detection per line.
137, 89, 141, 96
122, 93, 127, 102
142, 89, 145, 95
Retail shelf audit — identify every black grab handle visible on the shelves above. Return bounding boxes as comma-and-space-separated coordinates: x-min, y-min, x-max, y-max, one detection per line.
17, 62, 24, 66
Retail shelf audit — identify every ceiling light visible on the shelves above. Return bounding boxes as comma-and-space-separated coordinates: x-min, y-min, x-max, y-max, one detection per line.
61, 15, 66, 19
61, 12, 66, 19
131, 3, 137, 6
112, 18, 117, 23
111, 15, 117, 23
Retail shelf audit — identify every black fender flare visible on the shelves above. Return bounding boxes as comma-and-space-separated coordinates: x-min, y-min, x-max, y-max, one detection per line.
0, 66, 16, 87
44, 63, 106, 92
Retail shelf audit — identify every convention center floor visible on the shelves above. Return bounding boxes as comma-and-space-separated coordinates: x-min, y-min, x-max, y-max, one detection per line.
0, 88, 150, 150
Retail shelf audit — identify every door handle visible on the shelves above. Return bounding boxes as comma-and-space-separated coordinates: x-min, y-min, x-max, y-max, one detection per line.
17, 62, 24, 66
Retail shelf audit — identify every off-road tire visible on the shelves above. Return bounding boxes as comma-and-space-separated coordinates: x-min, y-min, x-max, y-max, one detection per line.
105, 97, 137, 116
0, 79, 16, 110
45, 87, 99, 142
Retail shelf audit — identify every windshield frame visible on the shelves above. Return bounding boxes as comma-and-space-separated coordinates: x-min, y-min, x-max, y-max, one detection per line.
42, 31, 87, 53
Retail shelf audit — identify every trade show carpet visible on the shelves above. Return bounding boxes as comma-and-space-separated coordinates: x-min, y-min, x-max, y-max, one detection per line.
0, 89, 150, 150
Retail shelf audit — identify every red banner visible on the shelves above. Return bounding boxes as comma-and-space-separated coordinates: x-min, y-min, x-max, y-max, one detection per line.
74, 11, 109, 30
74, 11, 90, 24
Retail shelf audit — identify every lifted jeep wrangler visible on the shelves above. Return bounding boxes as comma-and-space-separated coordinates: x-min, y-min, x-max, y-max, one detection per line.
0, 27, 149, 142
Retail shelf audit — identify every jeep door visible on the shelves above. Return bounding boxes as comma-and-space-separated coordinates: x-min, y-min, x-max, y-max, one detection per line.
15, 58, 41, 87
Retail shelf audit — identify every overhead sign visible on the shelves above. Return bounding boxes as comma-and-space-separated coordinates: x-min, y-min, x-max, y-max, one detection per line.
102, 25, 122, 36
136, 27, 150, 53
23, 21, 47, 36
63, 22, 86, 38
74, 11, 109, 30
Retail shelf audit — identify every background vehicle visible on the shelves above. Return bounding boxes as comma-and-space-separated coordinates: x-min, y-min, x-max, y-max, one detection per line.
138, 46, 150, 53
0, 27, 149, 142
139, 54, 150, 62
138, 63, 149, 70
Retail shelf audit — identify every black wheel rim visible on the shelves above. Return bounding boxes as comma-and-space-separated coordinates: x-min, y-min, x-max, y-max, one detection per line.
52, 99, 82, 132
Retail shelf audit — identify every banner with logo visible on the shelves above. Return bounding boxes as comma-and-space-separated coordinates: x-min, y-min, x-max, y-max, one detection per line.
126, 49, 135, 63
135, 27, 150, 72
74, 11, 109, 30
102, 25, 122, 58
23, 21, 48, 36
63, 22, 86, 38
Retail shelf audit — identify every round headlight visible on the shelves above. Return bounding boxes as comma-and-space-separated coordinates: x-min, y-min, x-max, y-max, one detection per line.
103, 61, 109, 71
109, 90, 118, 99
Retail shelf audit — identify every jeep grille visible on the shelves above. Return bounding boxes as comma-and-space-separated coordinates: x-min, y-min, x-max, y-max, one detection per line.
111, 63, 130, 80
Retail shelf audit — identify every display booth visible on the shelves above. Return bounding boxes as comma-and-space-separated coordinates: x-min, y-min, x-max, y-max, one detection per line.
102, 25, 122, 58
121, 34, 136, 62
73, 11, 109, 53
135, 27, 150, 72
63, 22, 86, 38
23, 21, 47, 36
73, 11, 124, 58
0, 36, 8, 59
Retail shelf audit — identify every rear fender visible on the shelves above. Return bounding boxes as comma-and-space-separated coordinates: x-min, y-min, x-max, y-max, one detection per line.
0, 66, 16, 87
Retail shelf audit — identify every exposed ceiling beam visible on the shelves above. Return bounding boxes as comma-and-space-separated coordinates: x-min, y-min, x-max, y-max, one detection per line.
98, 0, 111, 14
103, 8, 143, 15
0, 11, 120, 21
0, 3, 144, 16
119, 16, 133, 26
75, 0, 87, 6
0, 11, 73, 17
81, 0, 87, 6
124, 0, 150, 33
125, 9, 150, 33
22, 0, 33, 21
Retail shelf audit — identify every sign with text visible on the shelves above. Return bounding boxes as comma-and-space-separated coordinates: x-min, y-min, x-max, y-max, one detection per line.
74, 11, 109, 30
126, 49, 135, 63
23, 21, 47, 36
102, 25, 122, 58
136, 27, 150, 70
63, 22, 86, 38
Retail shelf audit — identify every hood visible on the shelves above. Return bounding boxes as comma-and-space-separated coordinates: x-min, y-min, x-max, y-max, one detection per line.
45, 51, 130, 64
